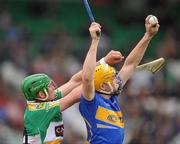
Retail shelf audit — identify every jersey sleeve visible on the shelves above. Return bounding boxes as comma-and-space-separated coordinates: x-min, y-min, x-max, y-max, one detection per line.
79, 93, 100, 117
54, 89, 62, 100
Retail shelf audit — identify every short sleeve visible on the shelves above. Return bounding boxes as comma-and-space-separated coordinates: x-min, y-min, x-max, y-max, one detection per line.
54, 90, 62, 100
79, 93, 100, 117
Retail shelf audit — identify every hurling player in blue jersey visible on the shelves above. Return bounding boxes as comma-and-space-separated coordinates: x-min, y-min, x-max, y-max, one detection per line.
79, 15, 160, 144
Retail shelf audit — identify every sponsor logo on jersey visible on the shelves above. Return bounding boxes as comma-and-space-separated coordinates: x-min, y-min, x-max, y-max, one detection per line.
36, 103, 45, 109
107, 114, 124, 123
55, 125, 64, 137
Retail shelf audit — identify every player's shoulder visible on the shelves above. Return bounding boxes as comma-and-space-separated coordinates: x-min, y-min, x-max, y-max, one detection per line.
48, 99, 60, 109
80, 92, 103, 104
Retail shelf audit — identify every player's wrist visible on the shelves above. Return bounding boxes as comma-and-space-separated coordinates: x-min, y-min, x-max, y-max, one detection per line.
92, 37, 100, 43
92, 36, 100, 41
144, 32, 153, 41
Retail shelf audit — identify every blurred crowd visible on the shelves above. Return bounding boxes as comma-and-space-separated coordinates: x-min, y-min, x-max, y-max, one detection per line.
0, 0, 179, 144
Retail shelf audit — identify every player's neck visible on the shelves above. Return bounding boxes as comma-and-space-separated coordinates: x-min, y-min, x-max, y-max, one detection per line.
101, 94, 111, 99
96, 90, 112, 99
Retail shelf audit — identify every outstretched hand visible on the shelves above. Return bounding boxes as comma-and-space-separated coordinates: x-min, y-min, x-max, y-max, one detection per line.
89, 22, 101, 40
145, 15, 160, 39
104, 50, 124, 65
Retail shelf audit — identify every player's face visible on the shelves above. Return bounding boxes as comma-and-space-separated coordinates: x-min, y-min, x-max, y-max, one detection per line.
112, 76, 119, 91
111, 74, 122, 93
102, 74, 120, 94
47, 81, 57, 100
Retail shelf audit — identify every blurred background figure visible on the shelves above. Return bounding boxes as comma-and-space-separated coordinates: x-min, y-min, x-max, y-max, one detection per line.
0, 0, 179, 144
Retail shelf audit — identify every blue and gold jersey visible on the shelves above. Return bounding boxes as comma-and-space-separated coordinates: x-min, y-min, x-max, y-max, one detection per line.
79, 92, 124, 144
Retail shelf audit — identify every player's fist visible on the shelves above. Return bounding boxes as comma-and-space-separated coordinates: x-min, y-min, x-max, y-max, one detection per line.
89, 22, 101, 40
104, 50, 124, 65
145, 15, 160, 39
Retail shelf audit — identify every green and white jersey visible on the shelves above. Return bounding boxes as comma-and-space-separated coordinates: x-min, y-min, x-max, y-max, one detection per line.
23, 90, 64, 144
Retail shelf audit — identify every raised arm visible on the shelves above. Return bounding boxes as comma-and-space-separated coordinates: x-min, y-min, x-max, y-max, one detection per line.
119, 15, 160, 86
82, 22, 101, 101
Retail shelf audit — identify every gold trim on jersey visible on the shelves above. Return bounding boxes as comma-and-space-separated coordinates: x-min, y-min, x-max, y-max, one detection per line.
48, 100, 59, 109
44, 139, 63, 144
28, 102, 46, 111
95, 106, 124, 128
27, 100, 59, 111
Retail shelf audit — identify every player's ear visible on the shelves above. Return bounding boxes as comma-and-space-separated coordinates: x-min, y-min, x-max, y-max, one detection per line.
100, 83, 106, 91
37, 91, 46, 99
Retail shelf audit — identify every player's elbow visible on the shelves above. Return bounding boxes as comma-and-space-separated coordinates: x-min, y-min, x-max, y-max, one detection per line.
82, 76, 93, 86
82, 71, 94, 84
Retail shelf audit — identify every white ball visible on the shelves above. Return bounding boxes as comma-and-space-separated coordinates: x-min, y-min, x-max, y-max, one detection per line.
149, 16, 158, 25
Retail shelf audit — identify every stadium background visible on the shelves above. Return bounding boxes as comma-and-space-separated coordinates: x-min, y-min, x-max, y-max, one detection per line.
0, 0, 179, 143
